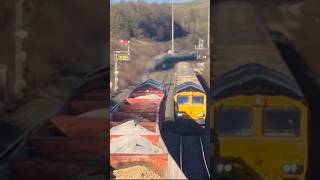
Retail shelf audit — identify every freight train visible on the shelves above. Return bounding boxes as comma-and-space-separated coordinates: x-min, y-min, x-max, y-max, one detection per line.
0, 66, 108, 180
174, 62, 207, 125
211, 2, 308, 180
110, 79, 186, 179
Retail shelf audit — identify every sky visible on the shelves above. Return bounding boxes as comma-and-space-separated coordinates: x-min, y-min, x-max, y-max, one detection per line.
111, 0, 196, 4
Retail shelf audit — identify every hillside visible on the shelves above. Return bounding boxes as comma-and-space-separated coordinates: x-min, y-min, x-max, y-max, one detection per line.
110, 0, 210, 91
110, 0, 209, 44
175, 0, 208, 42
174, 0, 210, 49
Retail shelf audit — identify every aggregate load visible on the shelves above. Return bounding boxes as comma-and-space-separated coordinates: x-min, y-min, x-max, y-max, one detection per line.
110, 120, 155, 135
135, 94, 161, 99
113, 165, 161, 179
110, 80, 187, 179
110, 135, 162, 154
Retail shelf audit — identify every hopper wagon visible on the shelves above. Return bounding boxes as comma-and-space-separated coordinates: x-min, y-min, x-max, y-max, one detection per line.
110, 79, 187, 179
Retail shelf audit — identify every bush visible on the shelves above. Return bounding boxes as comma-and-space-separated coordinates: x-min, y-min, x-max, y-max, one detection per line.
110, 2, 188, 41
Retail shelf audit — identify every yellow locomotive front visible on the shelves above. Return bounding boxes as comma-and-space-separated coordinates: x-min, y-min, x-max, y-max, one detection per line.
213, 95, 308, 180
212, 2, 309, 179
174, 62, 206, 124
211, 64, 309, 180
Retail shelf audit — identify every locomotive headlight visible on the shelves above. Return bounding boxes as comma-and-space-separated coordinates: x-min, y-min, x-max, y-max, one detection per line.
224, 164, 233, 172
216, 163, 233, 173
177, 113, 183, 117
198, 113, 204, 117
282, 164, 303, 174
216, 164, 224, 173
283, 164, 291, 173
291, 164, 298, 173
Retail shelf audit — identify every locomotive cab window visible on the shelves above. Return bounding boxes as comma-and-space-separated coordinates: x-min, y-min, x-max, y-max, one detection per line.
263, 108, 301, 136
192, 96, 204, 105
177, 95, 189, 105
215, 108, 253, 136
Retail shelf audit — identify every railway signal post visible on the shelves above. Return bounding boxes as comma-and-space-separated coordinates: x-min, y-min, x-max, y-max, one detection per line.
113, 39, 130, 93
171, 0, 174, 53
113, 52, 119, 92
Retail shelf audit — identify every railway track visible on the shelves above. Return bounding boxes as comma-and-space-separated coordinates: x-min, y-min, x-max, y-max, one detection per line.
142, 53, 211, 179
179, 135, 211, 179
162, 69, 175, 122
157, 56, 211, 179
144, 61, 175, 121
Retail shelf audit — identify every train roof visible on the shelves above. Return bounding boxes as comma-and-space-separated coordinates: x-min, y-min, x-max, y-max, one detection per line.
213, 1, 293, 77
213, 63, 304, 100
176, 82, 205, 93
175, 62, 194, 76
212, 1, 304, 100
174, 62, 205, 93
134, 79, 165, 92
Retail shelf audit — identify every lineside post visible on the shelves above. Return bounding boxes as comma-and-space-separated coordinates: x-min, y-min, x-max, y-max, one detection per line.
114, 52, 119, 93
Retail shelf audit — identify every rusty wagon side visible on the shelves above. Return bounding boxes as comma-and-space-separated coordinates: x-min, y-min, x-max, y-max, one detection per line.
110, 79, 187, 179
